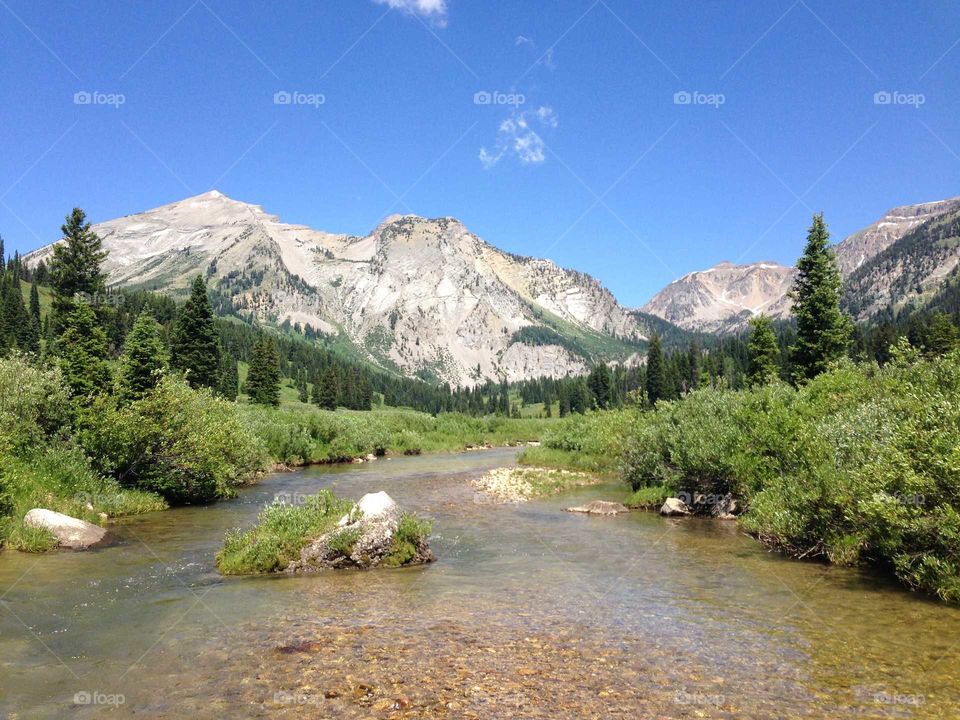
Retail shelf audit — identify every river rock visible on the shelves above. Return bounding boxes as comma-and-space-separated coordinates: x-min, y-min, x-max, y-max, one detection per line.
23, 509, 108, 549
711, 493, 739, 520
660, 498, 691, 516
565, 501, 629, 516
289, 492, 433, 572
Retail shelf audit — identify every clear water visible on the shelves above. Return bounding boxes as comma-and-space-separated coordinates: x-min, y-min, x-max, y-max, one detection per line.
1, 448, 958, 718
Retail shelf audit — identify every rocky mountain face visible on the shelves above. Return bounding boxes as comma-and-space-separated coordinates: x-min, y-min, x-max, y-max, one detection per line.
642, 195, 960, 330
640, 260, 796, 332
25, 191, 649, 386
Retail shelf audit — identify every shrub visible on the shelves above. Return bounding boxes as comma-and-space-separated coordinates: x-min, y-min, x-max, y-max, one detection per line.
618, 348, 960, 603
385, 512, 432, 567
0, 353, 72, 454
82, 376, 267, 504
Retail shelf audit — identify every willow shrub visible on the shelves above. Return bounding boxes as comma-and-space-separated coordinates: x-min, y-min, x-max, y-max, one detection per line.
82, 376, 267, 505
621, 345, 960, 603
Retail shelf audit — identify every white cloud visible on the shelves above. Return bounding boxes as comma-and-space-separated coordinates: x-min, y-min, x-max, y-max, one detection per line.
374, 0, 447, 24
515, 35, 533, 46
479, 106, 558, 169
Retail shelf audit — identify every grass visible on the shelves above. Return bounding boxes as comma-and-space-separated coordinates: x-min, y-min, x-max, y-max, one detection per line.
239, 403, 553, 466
0, 445, 167, 552
516, 408, 636, 476
216, 489, 355, 575
623, 485, 672, 509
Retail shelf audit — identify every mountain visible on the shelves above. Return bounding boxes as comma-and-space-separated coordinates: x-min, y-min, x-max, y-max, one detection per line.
640, 260, 796, 332
642, 195, 960, 330
24, 191, 654, 386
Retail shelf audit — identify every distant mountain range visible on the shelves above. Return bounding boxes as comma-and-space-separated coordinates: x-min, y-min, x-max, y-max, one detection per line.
641, 195, 960, 332
24, 191, 656, 386
24, 191, 960, 384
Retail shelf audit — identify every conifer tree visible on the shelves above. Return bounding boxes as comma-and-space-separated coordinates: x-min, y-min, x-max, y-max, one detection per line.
49, 208, 108, 330
296, 370, 309, 403
317, 365, 338, 410
747, 315, 781, 386
246, 335, 281, 406
217, 351, 239, 401
170, 276, 220, 388
587, 363, 612, 409
58, 301, 111, 400
116, 310, 167, 402
29, 279, 41, 323
789, 214, 851, 381
645, 334, 666, 405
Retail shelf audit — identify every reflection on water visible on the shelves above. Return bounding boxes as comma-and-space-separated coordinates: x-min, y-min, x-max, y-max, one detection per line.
1, 448, 958, 718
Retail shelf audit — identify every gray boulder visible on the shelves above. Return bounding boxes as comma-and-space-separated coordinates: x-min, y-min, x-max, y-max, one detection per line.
23, 509, 108, 549
660, 498, 691, 517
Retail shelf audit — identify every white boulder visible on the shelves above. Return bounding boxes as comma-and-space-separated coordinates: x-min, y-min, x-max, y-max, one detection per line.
23, 509, 108, 549
660, 498, 691, 517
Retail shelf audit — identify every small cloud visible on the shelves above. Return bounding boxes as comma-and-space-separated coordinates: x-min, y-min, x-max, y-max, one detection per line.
479, 106, 558, 168
540, 47, 557, 71
515, 35, 534, 46
374, 0, 447, 25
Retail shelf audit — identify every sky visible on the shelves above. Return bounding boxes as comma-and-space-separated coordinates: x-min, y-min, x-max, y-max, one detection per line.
1, 0, 959, 306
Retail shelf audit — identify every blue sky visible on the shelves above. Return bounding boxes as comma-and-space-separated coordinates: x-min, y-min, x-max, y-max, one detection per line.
1, 0, 959, 306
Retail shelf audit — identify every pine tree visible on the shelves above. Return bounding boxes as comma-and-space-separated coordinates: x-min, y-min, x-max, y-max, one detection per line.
246, 335, 281, 406
789, 214, 851, 381
58, 301, 111, 400
116, 310, 167, 402
645, 334, 666, 405
49, 208, 108, 330
356, 374, 372, 410
296, 370, 309, 403
170, 276, 220, 388
317, 365, 338, 410
747, 315, 780, 386
29, 279, 41, 323
587, 363, 612, 409
686, 340, 701, 393
217, 351, 239, 401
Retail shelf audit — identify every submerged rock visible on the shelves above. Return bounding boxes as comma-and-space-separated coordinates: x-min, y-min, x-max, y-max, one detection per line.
565, 501, 629, 516
659, 498, 691, 517
288, 492, 433, 572
23, 509, 108, 549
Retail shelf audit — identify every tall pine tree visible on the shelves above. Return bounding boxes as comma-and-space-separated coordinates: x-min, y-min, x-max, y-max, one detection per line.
747, 315, 780, 386
246, 335, 281, 406
116, 310, 167, 402
790, 214, 851, 381
170, 276, 220, 388
59, 302, 111, 400
49, 208, 108, 330
645, 334, 666, 405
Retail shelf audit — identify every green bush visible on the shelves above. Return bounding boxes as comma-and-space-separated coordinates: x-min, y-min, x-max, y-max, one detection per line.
82, 376, 267, 504
618, 346, 960, 603
216, 490, 354, 574
385, 512, 432, 567
0, 353, 72, 454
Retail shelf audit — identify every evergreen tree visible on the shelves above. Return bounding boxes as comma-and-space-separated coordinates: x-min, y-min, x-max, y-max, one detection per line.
922, 312, 959, 356
58, 302, 111, 400
29, 279, 41, 323
116, 310, 167, 402
747, 315, 780, 386
217, 351, 239, 401
170, 276, 220, 388
645, 334, 666, 405
586, 363, 612, 409
686, 340, 701, 393
789, 214, 851, 381
49, 208, 108, 329
246, 335, 281, 406
317, 365, 338, 410
296, 370, 309, 403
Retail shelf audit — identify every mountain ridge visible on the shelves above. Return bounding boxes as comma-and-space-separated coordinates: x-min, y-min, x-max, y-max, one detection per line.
24, 191, 656, 387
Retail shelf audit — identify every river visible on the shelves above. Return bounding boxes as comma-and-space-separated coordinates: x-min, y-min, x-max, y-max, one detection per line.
1, 448, 958, 718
